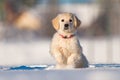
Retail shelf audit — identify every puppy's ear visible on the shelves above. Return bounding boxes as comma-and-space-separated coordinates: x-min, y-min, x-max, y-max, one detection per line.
52, 16, 60, 30
73, 16, 81, 28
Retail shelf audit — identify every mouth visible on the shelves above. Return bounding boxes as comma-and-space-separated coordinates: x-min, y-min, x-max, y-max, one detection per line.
64, 26, 69, 30
63, 29, 72, 33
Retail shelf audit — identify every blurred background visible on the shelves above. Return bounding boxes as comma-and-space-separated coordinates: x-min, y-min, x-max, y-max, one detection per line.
0, 0, 120, 66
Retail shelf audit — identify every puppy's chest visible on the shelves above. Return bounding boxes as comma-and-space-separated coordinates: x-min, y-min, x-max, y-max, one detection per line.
58, 38, 76, 52
58, 39, 75, 49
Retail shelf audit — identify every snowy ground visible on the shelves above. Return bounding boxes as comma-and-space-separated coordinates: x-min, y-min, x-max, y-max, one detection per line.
0, 66, 120, 80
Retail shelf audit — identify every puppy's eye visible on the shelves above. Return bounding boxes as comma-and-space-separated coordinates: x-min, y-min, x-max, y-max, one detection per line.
69, 19, 72, 22
61, 19, 64, 22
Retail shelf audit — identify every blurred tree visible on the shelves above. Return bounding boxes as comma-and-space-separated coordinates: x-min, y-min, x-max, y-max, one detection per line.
83, 0, 120, 37
4, 0, 38, 24
38, 0, 60, 38
100, 0, 120, 36
21, 0, 37, 7
4, 0, 21, 23
0, 0, 5, 21
1, 0, 60, 40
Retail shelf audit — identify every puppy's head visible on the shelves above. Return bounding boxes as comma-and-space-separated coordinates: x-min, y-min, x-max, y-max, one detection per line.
52, 13, 81, 33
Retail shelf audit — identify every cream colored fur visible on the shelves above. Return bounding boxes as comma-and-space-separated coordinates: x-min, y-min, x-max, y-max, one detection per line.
50, 13, 88, 69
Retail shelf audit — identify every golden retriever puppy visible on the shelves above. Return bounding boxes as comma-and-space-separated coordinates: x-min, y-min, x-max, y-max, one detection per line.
50, 13, 88, 69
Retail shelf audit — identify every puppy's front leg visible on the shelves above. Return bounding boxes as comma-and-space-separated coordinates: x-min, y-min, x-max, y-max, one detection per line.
67, 54, 81, 68
52, 48, 67, 69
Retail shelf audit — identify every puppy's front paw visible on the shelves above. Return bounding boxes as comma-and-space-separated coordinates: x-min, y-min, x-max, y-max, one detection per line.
54, 54, 66, 64
66, 65, 75, 69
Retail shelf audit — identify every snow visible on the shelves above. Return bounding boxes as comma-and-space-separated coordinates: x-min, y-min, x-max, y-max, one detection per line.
0, 68, 120, 80
0, 64, 120, 71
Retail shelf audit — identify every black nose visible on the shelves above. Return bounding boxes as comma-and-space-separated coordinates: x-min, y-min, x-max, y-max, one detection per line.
64, 24, 69, 27
64, 24, 69, 30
